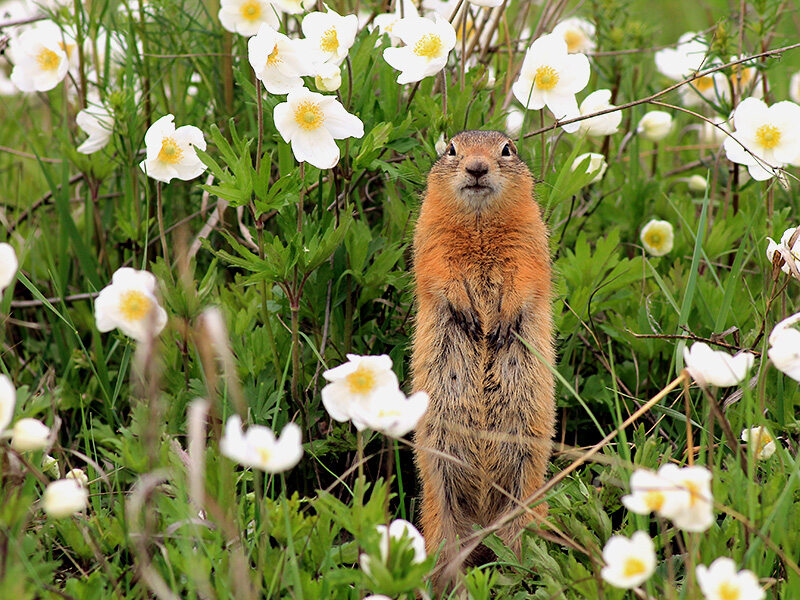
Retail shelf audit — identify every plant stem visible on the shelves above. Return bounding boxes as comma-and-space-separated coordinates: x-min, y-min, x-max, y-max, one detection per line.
155, 182, 171, 271
255, 74, 263, 172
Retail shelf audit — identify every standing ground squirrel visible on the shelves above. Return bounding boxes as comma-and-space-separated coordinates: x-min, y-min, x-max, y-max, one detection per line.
411, 130, 555, 586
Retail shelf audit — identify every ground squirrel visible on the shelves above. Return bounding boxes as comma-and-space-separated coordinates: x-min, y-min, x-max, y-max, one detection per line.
411, 130, 555, 587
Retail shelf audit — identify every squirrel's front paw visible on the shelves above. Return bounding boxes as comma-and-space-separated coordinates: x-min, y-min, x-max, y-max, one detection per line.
447, 302, 482, 342
488, 313, 524, 350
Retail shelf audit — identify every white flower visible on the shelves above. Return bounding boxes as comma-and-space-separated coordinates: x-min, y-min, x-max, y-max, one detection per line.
0, 243, 18, 293
577, 89, 621, 136
621, 465, 691, 518
95, 267, 168, 342
766, 226, 800, 279
272, 0, 314, 14
11, 418, 50, 452
373, 0, 420, 45
729, 55, 759, 98
383, 14, 456, 84
640, 219, 674, 256
662, 465, 714, 532
273, 87, 364, 169
571, 152, 607, 183
66, 468, 90, 487
220, 415, 303, 473
302, 8, 359, 66
506, 108, 524, 137
352, 390, 429, 438
8, 22, 70, 92
0, 375, 16, 434
314, 62, 342, 92
219, 0, 279, 36
655, 32, 708, 81
696, 557, 765, 600
248, 24, 310, 94
321, 354, 400, 427
791, 71, 800, 104
360, 519, 426, 575
768, 312, 800, 382
42, 479, 89, 518
551, 17, 595, 54
139, 114, 207, 183
688, 174, 707, 192
741, 426, 777, 460
76, 101, 114, 154
600, 531, 656, 589
683, 342, 754, 388
679, 68, 729, 107
637, 111, 673, 141
723, 98, 800, 181
512, 33, 590, 133
467, 0, 503, 6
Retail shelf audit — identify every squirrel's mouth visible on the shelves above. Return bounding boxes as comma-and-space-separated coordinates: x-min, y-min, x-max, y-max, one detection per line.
462, 183, 493, 193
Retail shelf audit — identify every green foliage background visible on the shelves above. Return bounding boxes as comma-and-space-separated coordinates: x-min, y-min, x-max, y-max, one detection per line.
1, 0, 800, 597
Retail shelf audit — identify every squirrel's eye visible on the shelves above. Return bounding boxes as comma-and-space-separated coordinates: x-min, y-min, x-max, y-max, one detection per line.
447, 144, 456, 156
501, 143, 512, 157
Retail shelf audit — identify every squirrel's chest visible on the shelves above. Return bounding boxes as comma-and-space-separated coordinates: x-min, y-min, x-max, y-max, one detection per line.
443, 233, 518, 296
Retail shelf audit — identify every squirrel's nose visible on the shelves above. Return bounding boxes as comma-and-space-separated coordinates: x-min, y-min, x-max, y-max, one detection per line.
465, 160, 489, 180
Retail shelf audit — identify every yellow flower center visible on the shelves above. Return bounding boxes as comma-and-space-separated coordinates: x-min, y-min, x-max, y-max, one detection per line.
293, 100, 325, 131
694, 76, 714, 93
256, 445, 272, 466
622, 557, 646, 578
683, 480, 701, 507
645, 230, 663, 249
455, 17, 474, 42
37, 48, 61, 72
346, 365, 376, 395
320, 27, 339, 54
754, 430, 773, 454
119, 290, 152, 322
731, 64, 753, 89
158, 137, 184, 164
414, 33, 443, 59
534, 65, 559, 90
564, 29, 584, 53
266, 45, 280, 67
644, 490, 665, 512
718, 582, 740, 600
240, 0, 262, 21
755, 124, 781, 149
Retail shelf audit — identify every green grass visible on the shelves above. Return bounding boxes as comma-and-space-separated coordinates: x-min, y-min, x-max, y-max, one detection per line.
1, 0, 800, 598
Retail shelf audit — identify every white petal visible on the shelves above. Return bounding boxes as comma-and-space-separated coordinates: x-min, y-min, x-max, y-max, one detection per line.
291, 128, 340, 169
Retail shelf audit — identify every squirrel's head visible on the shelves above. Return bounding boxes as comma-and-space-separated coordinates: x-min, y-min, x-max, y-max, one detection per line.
427, 130, 533, 213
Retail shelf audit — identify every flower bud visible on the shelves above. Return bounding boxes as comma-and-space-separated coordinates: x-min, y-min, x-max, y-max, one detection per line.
42, 454, 59, 478
42, 479, 89, 518
688, 175, 707, 192
506, 108, 524, 137
571, 152, 607, 183
315, 64, 342, 92
434, 133, 447, 155
637, 111, 673, 141
11, 418, 50, 452
66, 468, 89, 487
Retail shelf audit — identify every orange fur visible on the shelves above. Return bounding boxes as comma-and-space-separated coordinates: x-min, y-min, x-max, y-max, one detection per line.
411, 131, 555, 591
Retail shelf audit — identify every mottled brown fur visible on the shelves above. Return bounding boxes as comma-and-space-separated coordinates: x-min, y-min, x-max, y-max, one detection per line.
411, 131, 555, 589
